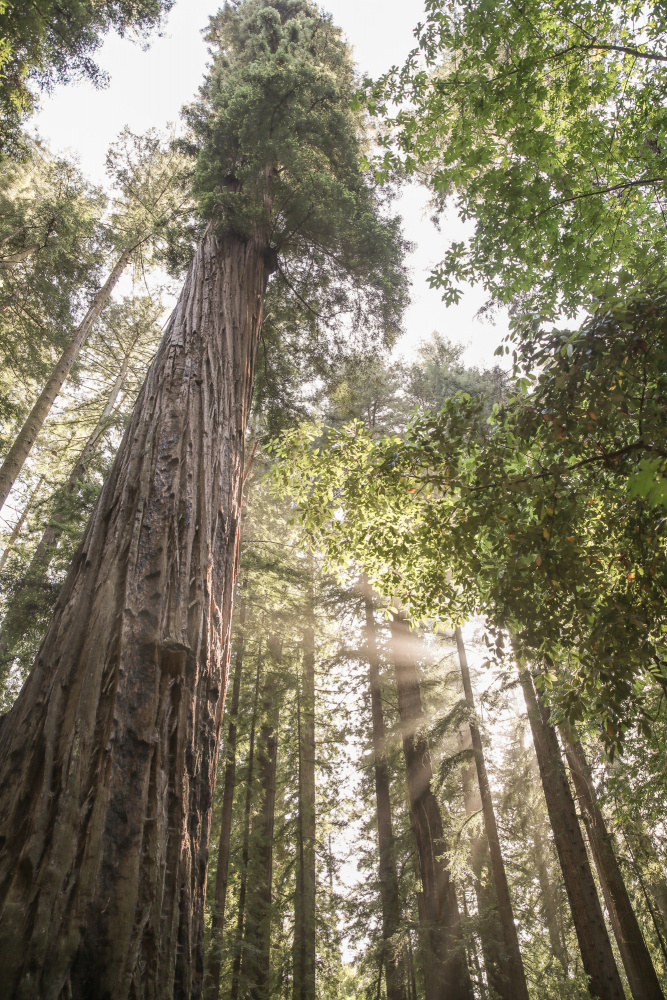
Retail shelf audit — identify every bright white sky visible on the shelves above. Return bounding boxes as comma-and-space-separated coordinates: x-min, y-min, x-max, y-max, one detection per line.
32, 0, 509, 368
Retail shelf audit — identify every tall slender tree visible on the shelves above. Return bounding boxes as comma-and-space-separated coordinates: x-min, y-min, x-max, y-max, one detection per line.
454, 628, 528, 1000
206, 580, 248, 1000
389, 609, 473, 1000
520, 670, 626, 1000
0, 4, 405, 997
362, 577, 408, 1000
560, 728, 664, 1000
293, 591, 317, 1000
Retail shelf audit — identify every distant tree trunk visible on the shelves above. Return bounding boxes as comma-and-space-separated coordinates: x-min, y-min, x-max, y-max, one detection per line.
389, 609, 473, 1000
520, 671, 626, 1000
560, 729, 664, 1000
623, 819, 667, 929
0, 248, 132, 513
0, 226, 272, 1000
293, 601, 317, 1000
0, 335, 137, 692
529, 784, 569, 974
0, 476, 45, 573
205, 581, 248, 1000
243, 634, 280, 1000
362, 577, 408, 1000
231, 644, 263, 1000
454, 628, 528, 1000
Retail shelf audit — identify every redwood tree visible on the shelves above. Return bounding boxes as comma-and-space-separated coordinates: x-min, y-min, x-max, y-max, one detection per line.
0, 3, 405, 997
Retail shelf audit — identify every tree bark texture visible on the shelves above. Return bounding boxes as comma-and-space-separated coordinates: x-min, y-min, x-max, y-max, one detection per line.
0, 249, 131, 514
560, 729, 664, 1000
389, 610, 473, 1000
0, 338, 137, 693
362, 578, 407, 1000
455, 628, 529, 1000
292, 609, 317, 1000
243, 635, 280, 1000
520, 671, 626, 1000
0, 227, 270, 1000
205, 582, 247, 1000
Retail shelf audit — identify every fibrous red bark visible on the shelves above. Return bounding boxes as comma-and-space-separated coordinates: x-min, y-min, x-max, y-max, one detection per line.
0, 226, 271, 1000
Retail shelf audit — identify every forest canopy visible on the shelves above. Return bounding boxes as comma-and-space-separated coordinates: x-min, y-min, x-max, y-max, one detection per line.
0, 2, 666, 1000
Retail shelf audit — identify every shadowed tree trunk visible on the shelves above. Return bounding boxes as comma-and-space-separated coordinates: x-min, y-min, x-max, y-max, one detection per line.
0, 226, 273, 1000
362, 577, 408, 1000
293, 598, 317, 1000
560, 728, 664, 1000
0, 332, 140, 693
205, 581, 248, 1000
0, 248, 132, 513
520, 671, 625, 1000
455, 628, 528, 1000
243, 634, 280, 1000
529, 778, 570, 975
230, 645, 263, 1000
389, 609, 473, 1000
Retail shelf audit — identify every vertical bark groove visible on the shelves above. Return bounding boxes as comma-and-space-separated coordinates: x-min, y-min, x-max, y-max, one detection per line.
0, 228, 268, 1000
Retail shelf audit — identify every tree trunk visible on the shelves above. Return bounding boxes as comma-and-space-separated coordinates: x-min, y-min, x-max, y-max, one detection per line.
389, 609, 473, 1000
560, 728, 664, 1000
529, 785, 569, 974
205, 581, 247, 1000
0, 476, 45, 573
0, 226, 271, 1000
455, 628, 529, 1000
0, 249, 131, 513
520, 671, 626, 1000
231, 645, 263, 1000
293, 604, 317, 1000
0, 336, 137, 693
243, 634, 280, 1000
362, 577, 407, 1000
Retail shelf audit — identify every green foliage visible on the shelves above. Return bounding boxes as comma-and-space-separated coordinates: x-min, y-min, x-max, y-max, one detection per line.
271, 298, 667, 748
364, 0, 667, 318
183, 0, 409, 350
0, 0, 174, 157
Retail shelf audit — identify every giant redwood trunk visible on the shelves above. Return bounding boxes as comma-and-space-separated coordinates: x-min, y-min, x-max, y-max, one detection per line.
454, 628, 528, 1000
205, 581, 248, 1000
292, 606, 317, 1000
560, 729, 664, 1000
0, 226, 272, 1000
362, 578, 407, 1000
389, 610, 473, 1000
520, 671, 626, 1000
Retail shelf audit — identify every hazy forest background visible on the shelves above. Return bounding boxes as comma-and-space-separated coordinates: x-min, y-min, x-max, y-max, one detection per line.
0, 2, 666, 1000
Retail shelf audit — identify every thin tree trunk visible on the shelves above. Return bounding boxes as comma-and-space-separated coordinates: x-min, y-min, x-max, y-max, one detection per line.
243, 634, 280, 1000
0, 336, 137, 691
560, 729, 664, 1000
389, 609, 473, 1000
0, 249, 131, 513
293, 602, 317, 1000
362, 577, 407, 1000
205, 581, 248, 1000
530, 793, 569, 974
520, 671, 626, 1000
455, 628, 528, 1000
231, 644, 263, 1000
0, 476, 45, 573
0, 226, 272, 999
624, 819, 667, 928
